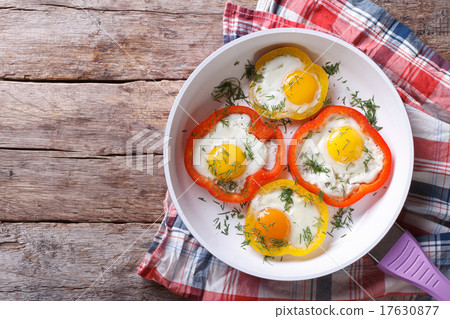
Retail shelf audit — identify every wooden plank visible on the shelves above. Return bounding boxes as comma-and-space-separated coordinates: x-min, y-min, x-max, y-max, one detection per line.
0, 222, 185, 300
0, 0, 257, 13
0, 0, 255, 81
0, 80, 180, 155
0, 150, 168, 222
0, 0, 447, 82
0, 81, 181, 222
0, 7, 221, 81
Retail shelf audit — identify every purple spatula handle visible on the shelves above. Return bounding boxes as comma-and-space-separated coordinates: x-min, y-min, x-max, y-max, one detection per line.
377, 230, 450, 301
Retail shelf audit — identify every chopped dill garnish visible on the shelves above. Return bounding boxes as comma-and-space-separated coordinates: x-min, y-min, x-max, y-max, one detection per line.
272, 98, 286, 111
234, 60, 240, 66
363, 152, 374, 172
220, 119, 230, 127
302, 153, 330, 174
253, 73, 264, 83
318, 191, 324, 202
243, 140, 255, 161
235, 223, 245, 234
221, 219, 230, 235
349, 91, 382, 130
198, 197, 206, 202
329, 207, 354, 234
216, 178, 239, 192
239, 201, 248, 209
241, 60, 256, 80
322, 61, 341, 77
279, 187, 294, 211
303, 130, 314, 140
278, 118, 293, 133
323, 97, 332, 107
213, 200, 226, 211
286, 74, 303, 87
341, 184, 347, 197
241, 238, 250, 248
211, 77, 247, 106
231, 207, 245, 219
263, 255, 275, 265
301, 227, 313, 248
313, 217, 325, 228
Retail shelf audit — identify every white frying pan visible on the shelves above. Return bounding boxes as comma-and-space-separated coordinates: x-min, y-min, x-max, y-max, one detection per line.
164, 29, 414, 281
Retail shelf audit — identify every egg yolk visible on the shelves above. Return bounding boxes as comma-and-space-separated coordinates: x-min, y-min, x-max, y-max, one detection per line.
254, 208, 291, 243
327, 126, 364, 163
283, 70, 319, 105
207, 144, 246, 179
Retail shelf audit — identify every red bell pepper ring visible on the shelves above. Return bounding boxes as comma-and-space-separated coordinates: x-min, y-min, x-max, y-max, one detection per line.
184, 105, 285, 203
288, 105, 392, 207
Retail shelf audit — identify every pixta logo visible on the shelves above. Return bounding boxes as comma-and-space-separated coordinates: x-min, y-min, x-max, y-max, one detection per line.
126, 129, 170, 175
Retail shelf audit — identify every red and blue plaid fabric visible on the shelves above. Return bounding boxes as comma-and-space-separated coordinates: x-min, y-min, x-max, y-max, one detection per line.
138, 0, 450, 300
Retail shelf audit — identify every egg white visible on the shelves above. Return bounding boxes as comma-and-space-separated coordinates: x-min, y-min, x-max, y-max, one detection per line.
250, 188, 321, 249
296, 114, 385, 198
192, 113, 277, 192
253, 54, 321, 115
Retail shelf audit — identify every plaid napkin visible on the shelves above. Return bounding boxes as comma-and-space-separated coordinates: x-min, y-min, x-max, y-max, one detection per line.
138, 0, 450, 300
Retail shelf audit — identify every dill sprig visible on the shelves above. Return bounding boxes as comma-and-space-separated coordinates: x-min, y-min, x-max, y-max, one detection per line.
349, 91, 382, 131
303, 130, 314, 140
277, 118, 293, 133
241, 60, 256, 80
220, 119, 230, 127
217, 178, 239, 192
363, 152, 374, 172
211, 77, 247, 106
313, 217, 325, 228
263, 255, 275, 265
300, 226, 313, 248
240, 238, 250, 248
279, 187, 294, 211
322, 97, 332, 107
302, 153, 330, 174
329, 207, 354, 234
213, 200, 226, 211
243, 140, 255, 161
322, 61, 341, 78
239, 201, 248, 209
272, 98, 286, 112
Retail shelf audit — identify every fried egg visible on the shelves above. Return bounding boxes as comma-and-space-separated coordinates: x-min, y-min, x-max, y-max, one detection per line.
245, 180, 328, 257
192, 113, 278, 193
248, 47, 328, 120
296, 113, 385, 199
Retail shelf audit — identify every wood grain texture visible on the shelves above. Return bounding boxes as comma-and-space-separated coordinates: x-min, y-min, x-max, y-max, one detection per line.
0, 0, 257, 13
0, 222, 184, 300
0, 81, 194, 222
0, 0, 448, 301
0, 0, 255, 81
0, 0, 447, 82
0, 80, 179, 155
377, 0, 449, 58
0, 150, 167, 223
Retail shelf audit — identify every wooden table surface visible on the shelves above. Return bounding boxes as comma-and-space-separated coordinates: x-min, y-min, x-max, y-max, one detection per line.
0, 0, 448, 301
